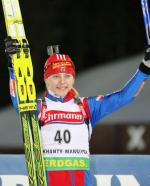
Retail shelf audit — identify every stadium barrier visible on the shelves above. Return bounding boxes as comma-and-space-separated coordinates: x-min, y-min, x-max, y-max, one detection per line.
0, 154, 149, 186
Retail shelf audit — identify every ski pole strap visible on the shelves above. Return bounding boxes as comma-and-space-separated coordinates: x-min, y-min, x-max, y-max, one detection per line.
141, 0, 150, 44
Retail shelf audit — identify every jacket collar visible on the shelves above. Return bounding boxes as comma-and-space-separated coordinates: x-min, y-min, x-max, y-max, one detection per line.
46, 89, 76, 103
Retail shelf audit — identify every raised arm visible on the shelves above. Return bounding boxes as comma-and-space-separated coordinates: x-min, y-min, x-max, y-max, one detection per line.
87, 59, 150, 127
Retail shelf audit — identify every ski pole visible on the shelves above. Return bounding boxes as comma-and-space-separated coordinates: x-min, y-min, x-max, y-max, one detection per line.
141, 0, 150, 45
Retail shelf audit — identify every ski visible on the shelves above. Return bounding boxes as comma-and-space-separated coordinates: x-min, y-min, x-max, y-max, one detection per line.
1, 0, 47, 185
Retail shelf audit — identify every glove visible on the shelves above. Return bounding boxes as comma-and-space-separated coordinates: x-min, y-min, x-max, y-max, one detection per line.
143, 45, 150, 68
4, 36, 21, 68
139, 46, 150, 75
4, 36, 21, 57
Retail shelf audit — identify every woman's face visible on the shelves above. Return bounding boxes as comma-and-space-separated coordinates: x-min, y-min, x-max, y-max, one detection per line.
45, 73, 75, 97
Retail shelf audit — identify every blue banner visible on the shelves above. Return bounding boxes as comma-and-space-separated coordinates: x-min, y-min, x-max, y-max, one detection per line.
0, 155, 150, 186
91, 155, 150, 186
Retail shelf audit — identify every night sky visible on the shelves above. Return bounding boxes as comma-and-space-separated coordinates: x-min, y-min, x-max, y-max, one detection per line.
0, 0, 147, 108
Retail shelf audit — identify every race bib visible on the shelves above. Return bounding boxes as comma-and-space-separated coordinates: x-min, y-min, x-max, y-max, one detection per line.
41, 121, 90, 170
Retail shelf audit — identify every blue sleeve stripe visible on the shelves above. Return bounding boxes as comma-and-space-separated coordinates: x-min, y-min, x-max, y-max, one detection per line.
9, 68, 15, 80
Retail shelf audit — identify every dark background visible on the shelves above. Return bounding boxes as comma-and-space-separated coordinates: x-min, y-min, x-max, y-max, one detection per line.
0, 0, 147, 109
0, 0, 150, 155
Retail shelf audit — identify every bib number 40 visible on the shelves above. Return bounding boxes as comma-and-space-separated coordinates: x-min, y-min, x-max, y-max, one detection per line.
54, 130, 71, 144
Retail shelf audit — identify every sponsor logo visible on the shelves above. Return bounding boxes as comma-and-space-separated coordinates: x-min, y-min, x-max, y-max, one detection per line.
52, 61, 72, 69
44, 110, 83, 124
44, 157, 89, 170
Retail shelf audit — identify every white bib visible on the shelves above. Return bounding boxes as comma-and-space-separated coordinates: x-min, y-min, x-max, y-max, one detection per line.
40, 98, 91, 170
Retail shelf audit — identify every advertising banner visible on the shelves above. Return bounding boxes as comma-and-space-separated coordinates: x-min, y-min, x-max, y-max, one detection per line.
0, 155, 150, 186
